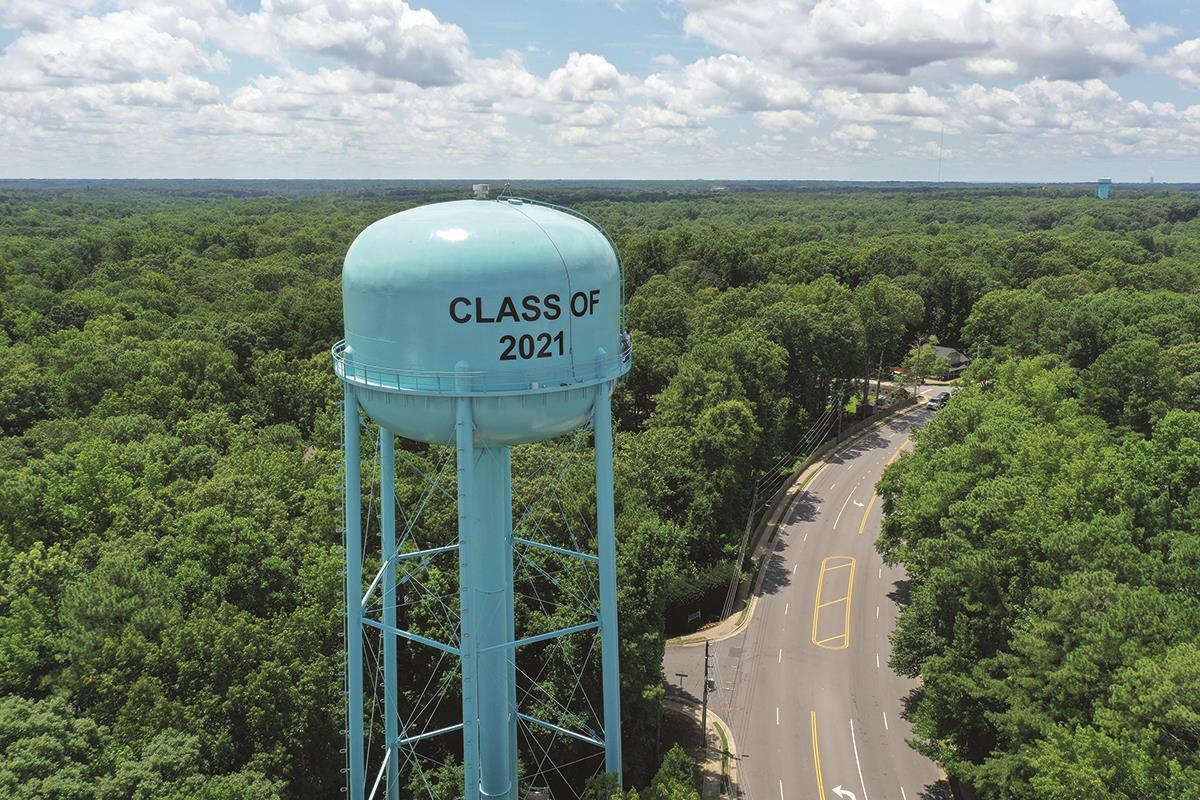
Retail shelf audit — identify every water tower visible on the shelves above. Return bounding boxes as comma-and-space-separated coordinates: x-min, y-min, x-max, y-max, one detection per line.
1098, 177, 1112, 199
333, 194, 631, 799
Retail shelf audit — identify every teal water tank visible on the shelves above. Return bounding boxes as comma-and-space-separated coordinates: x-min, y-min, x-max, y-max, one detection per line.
334, 198, 630, 445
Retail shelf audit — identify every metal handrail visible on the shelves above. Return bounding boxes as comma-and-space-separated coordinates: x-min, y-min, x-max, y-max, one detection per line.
331, 337, 632, 397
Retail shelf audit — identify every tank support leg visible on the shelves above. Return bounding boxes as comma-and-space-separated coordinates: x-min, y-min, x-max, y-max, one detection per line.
380, 432, 399, 800
594, 380, 624, 782
344, 387, 365, 800
456, 391, 481, 800
472, 447, 515, 799
503, 447, 519, 800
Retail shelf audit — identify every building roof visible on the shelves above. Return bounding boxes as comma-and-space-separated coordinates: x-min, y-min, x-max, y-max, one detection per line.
933, 345, 970, 366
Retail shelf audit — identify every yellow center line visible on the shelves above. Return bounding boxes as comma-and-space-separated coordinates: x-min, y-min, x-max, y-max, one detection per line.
857, 493, 877, 535
811, 711, 826, 800
843, 560, 856, 645
886, 437, 911, 465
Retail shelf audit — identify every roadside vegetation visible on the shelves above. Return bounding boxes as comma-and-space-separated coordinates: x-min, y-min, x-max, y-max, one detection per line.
0, 180, 1195, 798
877, 219, 1200, 795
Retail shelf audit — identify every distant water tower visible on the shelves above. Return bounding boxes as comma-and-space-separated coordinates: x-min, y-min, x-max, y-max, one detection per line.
1097, 177, 1112, 199
333, 193, 630, 799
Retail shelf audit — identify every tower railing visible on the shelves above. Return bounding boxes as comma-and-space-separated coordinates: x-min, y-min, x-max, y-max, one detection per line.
332, 338, 631, 396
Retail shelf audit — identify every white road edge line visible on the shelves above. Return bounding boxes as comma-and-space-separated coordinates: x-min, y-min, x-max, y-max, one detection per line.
777, 707, 780, 725
883, 711, 889, 730
876, 606, 880, 620
878, 567, 882, 579
801, 535, 807, 546
850, 718, 871, 800
876, 653, 880, 669
778, 649, 782, 663
779, 778, 784, 800
901, 787, 907, 800
833, 492, 855, 528
785, 602, 789, 615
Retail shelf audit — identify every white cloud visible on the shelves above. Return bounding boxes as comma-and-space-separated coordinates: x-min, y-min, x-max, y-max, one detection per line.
832, 123, 878, 141
945, 77, 1200, 159
218, 0, 470, 87
545, 52, 627, 102
820, 86, 949, 125
640, 55, 812, 118
0, 0, 94, 32
964, 57, 1018, 77
1134, 22, 1178, 44
754, 109, 817, 131
1157, 38, 1200, 90
0, 0, 1196, 178
0, 10, 225, 89
681, 0, 1145, 85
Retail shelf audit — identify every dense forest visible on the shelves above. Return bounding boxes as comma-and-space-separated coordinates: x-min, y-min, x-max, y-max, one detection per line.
877, 233, 1200, 792
0, 180, 1197, 798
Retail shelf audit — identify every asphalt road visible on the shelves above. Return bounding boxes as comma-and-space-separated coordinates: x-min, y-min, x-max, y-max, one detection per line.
664, 390, 952, 800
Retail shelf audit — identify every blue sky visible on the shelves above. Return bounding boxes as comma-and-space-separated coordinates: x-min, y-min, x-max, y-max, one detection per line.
2, 0, 1199, 181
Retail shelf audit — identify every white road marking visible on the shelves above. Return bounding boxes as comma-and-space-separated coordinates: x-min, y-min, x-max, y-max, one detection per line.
853, 500, 864, 507
785, 602, 789, 615
832, 787, 856, 800
900, 787, 907, 800
883, 712, 889, 730
801, 535, 807, 545
776, 707, 780, 725
876, 606, 880, 619
834, 492, 856, 528
831, 483, 837, 489
778, 649, 783, 663
876, 653, 880, 669
877, 567, 882, 579
849, 719, 871, 800
779, 778, 785, 800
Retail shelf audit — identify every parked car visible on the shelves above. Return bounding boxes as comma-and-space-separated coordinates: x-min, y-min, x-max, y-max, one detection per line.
926, 391, 951, 410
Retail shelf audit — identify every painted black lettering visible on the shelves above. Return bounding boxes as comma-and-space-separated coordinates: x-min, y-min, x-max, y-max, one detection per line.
544, 294, 561, 320
475, 297, 496, 323
449, 297, 471, 323
496, 296, 520, 323
499, 335, 517, 360
521, 295, 542, 322
570, 291, 588, 317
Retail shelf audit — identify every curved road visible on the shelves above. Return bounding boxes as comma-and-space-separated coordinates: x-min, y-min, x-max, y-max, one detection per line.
665, 394, 952, 800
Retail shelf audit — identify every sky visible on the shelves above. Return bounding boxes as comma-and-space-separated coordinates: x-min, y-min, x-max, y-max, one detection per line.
2, 0, 1200, 181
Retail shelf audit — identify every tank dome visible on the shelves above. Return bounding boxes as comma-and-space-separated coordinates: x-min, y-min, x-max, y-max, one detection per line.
334, 198, 630, 446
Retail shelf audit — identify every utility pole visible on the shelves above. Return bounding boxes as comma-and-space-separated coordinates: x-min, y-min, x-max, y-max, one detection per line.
911, 334, 925, 399
836, 388, 844, 442
875, 348, 886, 404
700, 640, 711, 751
